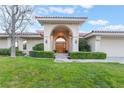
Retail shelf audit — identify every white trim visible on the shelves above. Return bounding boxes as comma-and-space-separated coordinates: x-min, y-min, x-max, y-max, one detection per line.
84, 32, 124, 38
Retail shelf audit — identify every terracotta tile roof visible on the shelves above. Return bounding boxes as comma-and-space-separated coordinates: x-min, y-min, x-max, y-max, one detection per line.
84, 30, 124, 38
92, 30, 124, 33
36, 16, 88, 24
0, 32, 43, 35
36, 16, 88, 19
79, 32, 88, 37
1, 30, 124, 38
36, 30, 44, 36
0, 32, 43, 38
0, 32, 88, 37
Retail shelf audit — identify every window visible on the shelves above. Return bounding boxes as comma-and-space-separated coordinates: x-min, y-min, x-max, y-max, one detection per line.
56, 37, 65, 43
23, 40, 27, 50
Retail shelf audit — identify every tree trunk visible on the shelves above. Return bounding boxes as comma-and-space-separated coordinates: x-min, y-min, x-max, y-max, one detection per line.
11, 35, 16, 57
10, 5, 16, 58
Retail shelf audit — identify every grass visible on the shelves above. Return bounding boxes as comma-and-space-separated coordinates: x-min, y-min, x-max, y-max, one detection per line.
0, 56, 124, 88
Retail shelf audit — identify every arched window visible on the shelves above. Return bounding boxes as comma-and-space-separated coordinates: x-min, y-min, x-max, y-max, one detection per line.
56, 37, 65, 43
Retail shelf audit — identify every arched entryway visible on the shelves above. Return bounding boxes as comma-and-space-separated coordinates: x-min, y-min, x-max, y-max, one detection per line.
51, 25, 72, 53
37, 16, 87, 52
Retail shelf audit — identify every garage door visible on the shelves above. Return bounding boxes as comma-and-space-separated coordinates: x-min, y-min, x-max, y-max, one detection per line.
100, 37, 124, 57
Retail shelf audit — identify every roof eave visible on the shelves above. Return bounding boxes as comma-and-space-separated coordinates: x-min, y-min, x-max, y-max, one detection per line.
84, 31, 124, 38
36, 16, 88, 24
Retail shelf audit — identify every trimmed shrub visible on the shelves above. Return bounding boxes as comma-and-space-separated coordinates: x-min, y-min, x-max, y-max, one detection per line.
0, 48, 23, 56
33, 43, 44, 51
0, 49, 10, 55
79, 38, 91, 51
69, 52, 106, 59
29, 51, 54, 58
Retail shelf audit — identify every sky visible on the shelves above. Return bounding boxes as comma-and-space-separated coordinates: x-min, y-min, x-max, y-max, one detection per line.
29, 5, 124, 33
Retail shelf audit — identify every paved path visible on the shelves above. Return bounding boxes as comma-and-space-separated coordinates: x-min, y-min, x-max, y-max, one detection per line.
55, 53, 72, 62
55, 53, 124, 64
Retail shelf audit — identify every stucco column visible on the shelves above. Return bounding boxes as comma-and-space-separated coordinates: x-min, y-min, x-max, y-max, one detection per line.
68, 36, 72, 52
50, 35, 53, 51
18, 38, 23, 51
95, 36, 101, 52
44, 36, 51, 51
72, 36, 79, 52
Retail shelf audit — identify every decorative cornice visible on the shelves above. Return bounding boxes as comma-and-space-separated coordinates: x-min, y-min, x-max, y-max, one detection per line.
36, 16, 88, 24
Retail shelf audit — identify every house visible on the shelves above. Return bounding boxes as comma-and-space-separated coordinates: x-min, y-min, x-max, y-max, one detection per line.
85, 31, 124, 57
0, 16, 124, 57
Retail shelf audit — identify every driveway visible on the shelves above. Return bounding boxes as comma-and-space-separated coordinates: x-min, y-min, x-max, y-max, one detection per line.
106, 57, 124, 64
55, 53, 124, 64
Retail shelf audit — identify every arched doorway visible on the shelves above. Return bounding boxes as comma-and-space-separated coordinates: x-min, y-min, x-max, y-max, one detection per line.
55, 37, 66, 53
51, 25, 72, 53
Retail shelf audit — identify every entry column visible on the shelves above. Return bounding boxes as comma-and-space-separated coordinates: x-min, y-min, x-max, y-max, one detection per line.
72, 36, 79, 52
44, 36, 51, 51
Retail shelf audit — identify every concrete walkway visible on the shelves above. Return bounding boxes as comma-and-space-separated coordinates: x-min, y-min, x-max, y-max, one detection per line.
55, 53, 124, 64
55, 53, 72, 62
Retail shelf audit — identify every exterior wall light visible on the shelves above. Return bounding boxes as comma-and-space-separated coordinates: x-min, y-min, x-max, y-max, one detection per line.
45, 39, 47, 44
75, 39, 77, 44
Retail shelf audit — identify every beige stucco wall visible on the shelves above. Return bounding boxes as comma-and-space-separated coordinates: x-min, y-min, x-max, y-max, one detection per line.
100, 37, 124, 57
18, 38, 43, 51
0, 37, 43, 51
0, 38, 9, 48
26, 38, 43, 51
87, 36, 96, 51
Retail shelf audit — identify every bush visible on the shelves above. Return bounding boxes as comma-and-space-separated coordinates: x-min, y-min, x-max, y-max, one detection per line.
0, 48, 23, 56
69, 52, 106, 59
0, 49, 10, 55
33, 43, 44, 51
79, 38, 91, 51
29, 51, 54, 58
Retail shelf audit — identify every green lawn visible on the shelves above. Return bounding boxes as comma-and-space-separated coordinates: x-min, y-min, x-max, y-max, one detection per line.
0, 56, 124, 88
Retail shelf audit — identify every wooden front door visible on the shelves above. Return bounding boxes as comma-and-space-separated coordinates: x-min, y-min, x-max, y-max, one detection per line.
56, 43, 65, 53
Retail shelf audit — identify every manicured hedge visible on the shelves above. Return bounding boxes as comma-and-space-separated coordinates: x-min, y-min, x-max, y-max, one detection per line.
0, 48, 23, 56
0, 49, 10, 55
29, 51, 54, 58
69, 52, 106, 59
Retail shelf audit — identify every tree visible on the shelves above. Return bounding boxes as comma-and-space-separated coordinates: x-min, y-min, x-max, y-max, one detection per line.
79, 38, 91, 51
0, 5, 33, 57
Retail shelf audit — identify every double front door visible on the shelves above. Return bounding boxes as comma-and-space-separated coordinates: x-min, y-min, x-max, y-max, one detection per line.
56, 42, 66, 53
